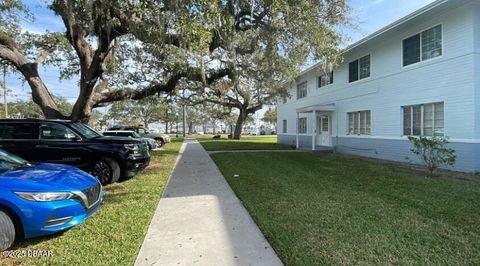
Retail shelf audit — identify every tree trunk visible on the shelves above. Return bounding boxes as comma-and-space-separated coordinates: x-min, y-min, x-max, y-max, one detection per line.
188, 121, 193, 134
20, 63, 66, 119
233, 109, 248, 139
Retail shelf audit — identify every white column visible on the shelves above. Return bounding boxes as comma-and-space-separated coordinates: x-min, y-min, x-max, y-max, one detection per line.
312, 110, 316, 150
296, 112, 299, 149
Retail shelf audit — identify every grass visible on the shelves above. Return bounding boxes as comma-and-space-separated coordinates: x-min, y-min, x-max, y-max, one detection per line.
2, 138, 183, 266
196, 134, 292, 151
210, 152, 480, 265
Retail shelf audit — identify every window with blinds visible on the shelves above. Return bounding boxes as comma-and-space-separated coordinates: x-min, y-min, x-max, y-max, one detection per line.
298, 118, 307, 134
297, 82, 307, 99
403, 102, 444, 136
348, 110, 371, 135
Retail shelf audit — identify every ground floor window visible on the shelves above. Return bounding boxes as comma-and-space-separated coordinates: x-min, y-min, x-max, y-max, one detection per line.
298, 117, 307, 134
348, 110, 371, 135
403, 102, 444, 136
282, 120, 287, 133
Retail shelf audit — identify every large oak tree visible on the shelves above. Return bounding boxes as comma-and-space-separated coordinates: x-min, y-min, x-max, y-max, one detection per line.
0, 0, 351, 133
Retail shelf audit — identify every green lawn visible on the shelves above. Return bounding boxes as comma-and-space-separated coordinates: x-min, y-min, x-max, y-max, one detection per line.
196, 134, 292, 151
2, 138, 183, 266
210, 152, 480, 265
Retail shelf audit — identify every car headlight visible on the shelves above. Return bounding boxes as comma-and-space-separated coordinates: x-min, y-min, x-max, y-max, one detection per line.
124, 144, 141, 154
15, 192, 74, 202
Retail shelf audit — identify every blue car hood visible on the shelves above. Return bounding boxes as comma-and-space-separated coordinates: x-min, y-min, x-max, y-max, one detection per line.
0, 163, 98, 192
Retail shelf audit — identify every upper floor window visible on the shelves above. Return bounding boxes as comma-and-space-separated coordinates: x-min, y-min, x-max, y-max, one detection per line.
298, 117, 307, 134
403, 25, 442, 67
297, 82, 307, 99
348, 110, 371, 135
318, 71, 333, 88
349, 55, 370, 83
403, 102, 444, 136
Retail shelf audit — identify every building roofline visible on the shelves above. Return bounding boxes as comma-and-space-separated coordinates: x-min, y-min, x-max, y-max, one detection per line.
288, 0, 449, 82
343, 0, 447, 53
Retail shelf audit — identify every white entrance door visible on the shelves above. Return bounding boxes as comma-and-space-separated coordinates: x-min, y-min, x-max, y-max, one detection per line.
316, 115, 331, 146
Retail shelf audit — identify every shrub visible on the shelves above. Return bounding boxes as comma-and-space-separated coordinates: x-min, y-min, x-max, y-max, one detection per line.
408, 136, 456, 176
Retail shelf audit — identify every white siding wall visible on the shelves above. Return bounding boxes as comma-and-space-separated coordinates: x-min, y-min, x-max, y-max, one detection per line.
277, 2, 478, 142
473, 2, 480, 140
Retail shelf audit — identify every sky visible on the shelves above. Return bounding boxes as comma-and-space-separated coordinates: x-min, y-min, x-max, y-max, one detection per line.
4, 0, 437, 113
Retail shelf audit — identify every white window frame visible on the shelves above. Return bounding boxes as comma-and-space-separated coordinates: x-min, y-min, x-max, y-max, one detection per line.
402, 102, 444, 136
347, 110, 371, 136
298, 117, 307, 134
318, 71, 333, 88
348, 54, 371, 83
402, 24, 443, 68
297, 82, 307, 99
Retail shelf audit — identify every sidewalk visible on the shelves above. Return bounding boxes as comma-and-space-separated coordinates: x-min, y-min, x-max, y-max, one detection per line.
134, 139, 283, 266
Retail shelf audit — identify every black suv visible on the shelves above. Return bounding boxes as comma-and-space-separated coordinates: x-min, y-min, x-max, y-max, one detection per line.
0, 119, 150, 184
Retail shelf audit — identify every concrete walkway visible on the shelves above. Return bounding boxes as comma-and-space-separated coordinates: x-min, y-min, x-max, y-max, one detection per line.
135, 139, 283, 266
207, 149, 304, 154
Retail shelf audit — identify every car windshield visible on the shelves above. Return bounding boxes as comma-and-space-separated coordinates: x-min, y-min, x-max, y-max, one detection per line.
132, 132, 141, 138
70, 123, 102, 139
0, 149, 29, 173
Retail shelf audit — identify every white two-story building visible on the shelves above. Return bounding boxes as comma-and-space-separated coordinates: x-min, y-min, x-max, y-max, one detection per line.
277, 0, 480, 172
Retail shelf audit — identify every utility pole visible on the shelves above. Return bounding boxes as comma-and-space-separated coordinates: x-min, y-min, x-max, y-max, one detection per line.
2, 65, 7, 118
165, 108, 169, 134
182, 89, 186, 137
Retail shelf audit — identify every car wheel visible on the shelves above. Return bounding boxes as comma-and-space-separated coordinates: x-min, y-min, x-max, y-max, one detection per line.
92, 157, 121, 185
0, 209, 15, 251
155, 138, 165, 147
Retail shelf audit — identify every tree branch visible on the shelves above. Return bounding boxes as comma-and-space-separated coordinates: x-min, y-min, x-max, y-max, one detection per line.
92, 72, 184, 107
0, 30, 29, 68
35, 47, 55, 65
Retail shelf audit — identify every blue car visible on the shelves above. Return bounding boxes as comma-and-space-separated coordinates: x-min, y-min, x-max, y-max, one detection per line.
0, 149, 103, 251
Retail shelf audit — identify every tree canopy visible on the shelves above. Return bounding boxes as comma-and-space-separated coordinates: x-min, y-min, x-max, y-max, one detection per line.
262, 107, 277, 127
0, 0, 352, 137
105, 96, 167, 128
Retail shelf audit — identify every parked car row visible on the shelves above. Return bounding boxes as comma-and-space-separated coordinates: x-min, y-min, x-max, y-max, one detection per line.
0, 119, 165, 251
108, 125, 171, 147
102, 130, 159, 150
0, 119, 150, 184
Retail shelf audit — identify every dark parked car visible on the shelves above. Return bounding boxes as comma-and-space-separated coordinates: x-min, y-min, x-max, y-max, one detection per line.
108, 125, 171, 146
102, 130, 159, 150
0, 119, 150, 184
0, 149, 103, 251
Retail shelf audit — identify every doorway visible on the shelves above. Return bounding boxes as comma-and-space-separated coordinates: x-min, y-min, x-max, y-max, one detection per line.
316, 115, 331, 146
